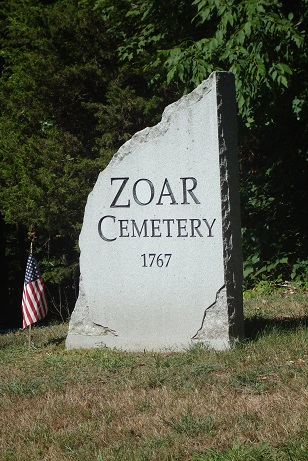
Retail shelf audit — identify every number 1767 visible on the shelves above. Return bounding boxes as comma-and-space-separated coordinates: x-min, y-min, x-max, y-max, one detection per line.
141, 253, 172, 267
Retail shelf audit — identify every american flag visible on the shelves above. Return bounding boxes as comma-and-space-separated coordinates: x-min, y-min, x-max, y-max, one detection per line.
21, 254, 48, 329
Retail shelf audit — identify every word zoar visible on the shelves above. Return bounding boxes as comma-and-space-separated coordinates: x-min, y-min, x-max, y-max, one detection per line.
110, 177, 201, 207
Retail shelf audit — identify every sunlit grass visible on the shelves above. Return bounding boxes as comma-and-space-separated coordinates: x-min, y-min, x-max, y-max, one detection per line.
0, 291, 307, 461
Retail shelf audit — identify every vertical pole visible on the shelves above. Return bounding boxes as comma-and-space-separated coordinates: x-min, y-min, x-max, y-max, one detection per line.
28, 239, 33, 349
28, 324, 31, 349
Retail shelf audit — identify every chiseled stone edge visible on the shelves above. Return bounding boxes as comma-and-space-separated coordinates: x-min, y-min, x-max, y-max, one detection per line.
191, 72, 244, 348
216, 72, 244, 342
106, 76, 213, 167
192, 285, 230, 350
65, 277, 117, 350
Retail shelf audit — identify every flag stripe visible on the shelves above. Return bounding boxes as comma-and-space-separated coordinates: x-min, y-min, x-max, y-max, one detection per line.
21, 254, 48, 329
28, 281, 42, 315
22, 288, 39, 326
22, 284, 45, 327
23, 282, 46, 323
25, 286, 39, 320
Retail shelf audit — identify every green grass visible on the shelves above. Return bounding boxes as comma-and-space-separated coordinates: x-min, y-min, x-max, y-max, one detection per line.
0, 290, 307, 461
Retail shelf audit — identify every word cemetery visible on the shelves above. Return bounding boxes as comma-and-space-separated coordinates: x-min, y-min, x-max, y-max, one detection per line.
66, 72, 244, 351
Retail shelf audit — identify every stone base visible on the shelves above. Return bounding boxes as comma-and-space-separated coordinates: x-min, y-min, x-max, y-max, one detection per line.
65, 332, 231, 351
66, 281, 232, 351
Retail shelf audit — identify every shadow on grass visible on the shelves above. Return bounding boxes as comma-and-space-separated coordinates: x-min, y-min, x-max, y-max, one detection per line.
48, 335, 67, 346
244, 315, 307, 340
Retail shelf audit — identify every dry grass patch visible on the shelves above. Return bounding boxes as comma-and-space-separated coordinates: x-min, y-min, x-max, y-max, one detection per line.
0, 291, 307, 460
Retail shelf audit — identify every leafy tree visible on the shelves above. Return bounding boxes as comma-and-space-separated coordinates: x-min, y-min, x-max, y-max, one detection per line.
96, 0, 308, 285
99, 0, 306, 123
0, 0, 163, 325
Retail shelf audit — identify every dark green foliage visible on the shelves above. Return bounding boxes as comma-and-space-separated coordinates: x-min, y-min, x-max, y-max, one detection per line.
96, 0, 308, 286
0, 0, 307, 326
0, 0, 164, 325
0, 0, 108, 323
1, 0, 115, 230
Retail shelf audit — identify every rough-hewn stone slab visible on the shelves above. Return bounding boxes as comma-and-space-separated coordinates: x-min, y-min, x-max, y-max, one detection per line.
66, 71, 244, 351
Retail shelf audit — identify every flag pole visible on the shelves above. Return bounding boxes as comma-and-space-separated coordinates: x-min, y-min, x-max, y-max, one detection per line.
28, 240, 33, 349
28, 324, 32, 349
